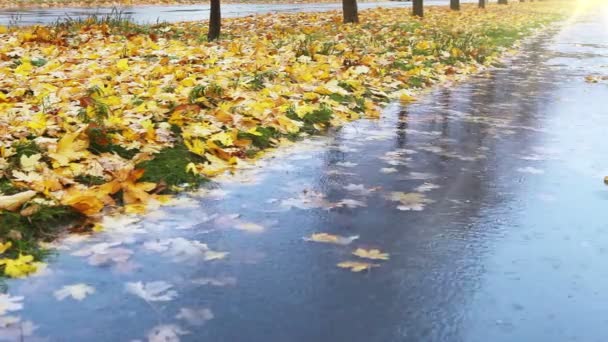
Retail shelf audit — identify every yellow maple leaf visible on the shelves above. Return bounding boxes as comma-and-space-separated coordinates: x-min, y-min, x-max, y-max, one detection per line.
0, 254, 42, 278
48, 128, 89, 167
116, 58, 129, 72
352, 248, 390, 261
304, 233, 358, 245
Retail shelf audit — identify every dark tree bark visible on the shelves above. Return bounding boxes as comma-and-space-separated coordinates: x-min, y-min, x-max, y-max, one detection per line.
479, 0, 485, 8
413, 0, 423, 17
498, 0, 508, 4
450, 0, 460, 10
342, 0, 359, 23
208, 0, 221, 41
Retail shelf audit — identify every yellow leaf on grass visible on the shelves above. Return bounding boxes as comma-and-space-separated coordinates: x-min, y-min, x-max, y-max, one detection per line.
337, 261, 379, 272
0, 242, 12, 254
116, 58, 129, 72
352, 248, 389, 261
48, 128, 89, 167
0, 190, 36, 212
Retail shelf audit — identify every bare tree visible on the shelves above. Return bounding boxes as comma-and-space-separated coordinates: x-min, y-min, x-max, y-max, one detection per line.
479, 0, 485, 8
413, 0, 423, 17
498, 0, 508, 4
451, 0, 460, 10
208, 0, 221, 41
343, 0, 359, 23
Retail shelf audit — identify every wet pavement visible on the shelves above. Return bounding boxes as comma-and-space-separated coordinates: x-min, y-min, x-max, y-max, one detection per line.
1, 3, 608, 342
0, 1, 473, 26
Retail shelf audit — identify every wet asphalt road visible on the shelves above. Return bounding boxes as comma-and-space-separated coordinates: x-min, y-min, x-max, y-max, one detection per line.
0, 0, 473, 26
2, 4, 608, 342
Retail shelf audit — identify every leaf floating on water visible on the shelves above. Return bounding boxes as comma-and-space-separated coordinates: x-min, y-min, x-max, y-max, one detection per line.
337, 261, 379, 272
352, 248, 390, 261
304, 233, 359, 245
54, 283, 96, 301
125, 281, 177, 302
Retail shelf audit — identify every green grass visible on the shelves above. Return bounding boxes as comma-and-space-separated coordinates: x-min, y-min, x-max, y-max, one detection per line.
136, 143, 208, 191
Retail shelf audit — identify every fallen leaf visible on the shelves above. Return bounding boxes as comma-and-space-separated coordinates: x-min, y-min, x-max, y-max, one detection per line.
352, 248, 390, 261
54, 283, 96, 301
147, 324, 188, 342
234, 222, 265, 233
176, 307, 214, 326
126, 281, 177, 302
304, 233, 359, 245
0, 191, 36, 211
0, 294, 23, 315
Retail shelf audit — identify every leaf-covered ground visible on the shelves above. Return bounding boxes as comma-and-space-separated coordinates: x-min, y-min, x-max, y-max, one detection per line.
0, 3, 566, 277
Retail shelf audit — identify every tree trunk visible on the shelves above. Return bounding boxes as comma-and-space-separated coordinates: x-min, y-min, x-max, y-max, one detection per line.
343, 0, 359, 23
208, 0, 221, 41
413, 0, 423, 17
478, 0, 485, 8
450, 0, 460, 10
498, 0, 508, 4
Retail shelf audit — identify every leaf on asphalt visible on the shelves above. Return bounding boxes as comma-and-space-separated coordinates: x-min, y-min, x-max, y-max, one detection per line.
147, 324, 189, 342
516, 166, 544, 174
352, 248, 390, 261
280, 191, 331, 210
204, 250, 229, 261
304, 233, 359, 245
337, 261, 379, 272
125, 281, 178, 302
73, 242, 133, 267
380, 167, 398, 174
332, 199, 367, 209
0, 294, 23, 315
54, 283, 96, 301
192, 276, 237, 287
234, 222, 265, 233
0, 319, 36, 340
387, 192, 435, 211
143, 238, 227, 262
176, 307, 214, 326
414, 182, 440, 193
343, 184, 379, 195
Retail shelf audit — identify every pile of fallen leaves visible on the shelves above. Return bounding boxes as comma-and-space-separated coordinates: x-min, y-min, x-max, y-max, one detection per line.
0, 2, 567, 277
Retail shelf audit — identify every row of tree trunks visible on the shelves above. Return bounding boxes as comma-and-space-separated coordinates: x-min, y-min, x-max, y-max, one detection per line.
209, 0, 521, 40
